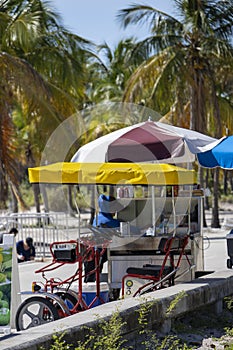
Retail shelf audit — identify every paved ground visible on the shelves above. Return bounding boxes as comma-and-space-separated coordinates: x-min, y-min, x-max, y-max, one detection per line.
203, 208, 233, 270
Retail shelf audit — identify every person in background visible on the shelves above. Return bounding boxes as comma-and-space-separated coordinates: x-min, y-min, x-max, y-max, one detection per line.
9, 227, 18, 235
16, 237, 36, 263
84, 194, 120, 282
93, 194, 121, 228
0, 227, 18, 244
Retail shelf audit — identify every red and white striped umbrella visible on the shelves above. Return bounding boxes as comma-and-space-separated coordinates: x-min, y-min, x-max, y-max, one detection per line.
71, 120, 218, 164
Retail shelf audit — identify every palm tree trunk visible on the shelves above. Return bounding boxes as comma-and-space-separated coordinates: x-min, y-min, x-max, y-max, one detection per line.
26, 143, 41, 213
210, 82, 222, 228
67, 186, 75, 216
10, 184, 18, 213
0, 174, 8, 209
224, 170, 228, 195
32, 184, 41, 213
190, 67, 208, 227
190, 68, 205, 132
230, 172, 233, 192
40, 184, 52, 225
40, 184, 49, 213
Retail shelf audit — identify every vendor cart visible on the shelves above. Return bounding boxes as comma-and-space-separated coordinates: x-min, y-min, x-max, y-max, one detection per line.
108, 189, 203, 297
29, 162, 203, 290
14, 162, 203, 330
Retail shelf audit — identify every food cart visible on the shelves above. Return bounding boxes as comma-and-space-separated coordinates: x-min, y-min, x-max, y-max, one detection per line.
14, 161, 204, 331
109, 191, 203, 297
28, 162, 203, 293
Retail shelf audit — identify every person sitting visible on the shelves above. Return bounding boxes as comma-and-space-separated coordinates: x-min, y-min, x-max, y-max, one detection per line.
93, 194, 121, 228
84, 194, 120, 282
16, 237, 35, 263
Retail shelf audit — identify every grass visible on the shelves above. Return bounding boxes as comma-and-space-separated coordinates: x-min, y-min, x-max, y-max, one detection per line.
37, 292, 233, 350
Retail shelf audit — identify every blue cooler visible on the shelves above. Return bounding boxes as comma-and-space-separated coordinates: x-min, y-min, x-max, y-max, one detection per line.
82, 282, 109, 308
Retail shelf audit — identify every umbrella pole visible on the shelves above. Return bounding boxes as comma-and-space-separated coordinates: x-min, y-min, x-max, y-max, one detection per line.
73, 188, 81, 249
152, 186, 156, 233
172, 186, 176, 236
94, 186, 98, 226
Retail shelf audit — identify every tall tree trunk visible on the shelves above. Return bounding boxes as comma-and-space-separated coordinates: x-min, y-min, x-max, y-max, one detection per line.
0, 174, 8, 209
210, 82, 222, 228
10, 184, 18, 213
230, 172, 233, 191
190, 67, 207, 227
40, 184, 49, 213
32, 184, 41, 213
25, 143, 41, 213
40, 184, 51, 225
10, 181, 28, 211
109, 185, 115, 197
224, 170, 228, 195
67, 186, 75, 216
190, 68, 205, 132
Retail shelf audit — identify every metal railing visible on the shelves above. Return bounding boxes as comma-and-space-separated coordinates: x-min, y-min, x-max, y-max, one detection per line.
0, 212, 82, 258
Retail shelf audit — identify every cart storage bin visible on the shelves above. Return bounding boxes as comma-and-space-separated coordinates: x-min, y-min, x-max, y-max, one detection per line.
53, 243, 77, 262
82, 282, 109, 307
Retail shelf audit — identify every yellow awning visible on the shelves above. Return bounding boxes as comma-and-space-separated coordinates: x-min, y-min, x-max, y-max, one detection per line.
28, 162, 196, 185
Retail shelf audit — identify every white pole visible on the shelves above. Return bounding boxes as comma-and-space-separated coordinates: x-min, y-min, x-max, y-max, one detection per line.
73, 188, 81, 249
151, 186, 156, 233
172, 186, 176, 236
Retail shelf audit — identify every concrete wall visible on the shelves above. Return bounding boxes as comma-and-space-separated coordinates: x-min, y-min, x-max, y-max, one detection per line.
1, 270, 233, 350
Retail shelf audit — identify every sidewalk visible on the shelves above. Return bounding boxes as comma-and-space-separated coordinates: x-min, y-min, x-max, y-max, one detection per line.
205, 207, 233, 232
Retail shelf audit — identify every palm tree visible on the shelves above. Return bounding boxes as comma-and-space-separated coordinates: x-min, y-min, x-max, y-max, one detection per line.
117, 0, 233, 227
87, 38, 147, 103
0, 0, 93, 211
69, 38, 149, 162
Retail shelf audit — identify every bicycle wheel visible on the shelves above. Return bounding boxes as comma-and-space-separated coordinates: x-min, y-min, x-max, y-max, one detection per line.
16, 296, 60, 331
55, 291, 78, 310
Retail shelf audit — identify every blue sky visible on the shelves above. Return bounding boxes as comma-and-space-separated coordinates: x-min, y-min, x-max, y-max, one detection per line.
51, 0, 173, 47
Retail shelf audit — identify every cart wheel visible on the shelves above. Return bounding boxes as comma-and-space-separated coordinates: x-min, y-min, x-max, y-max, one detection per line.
227, 258, 232, 269
55, 291, 79, 310
15, 296, 59, 331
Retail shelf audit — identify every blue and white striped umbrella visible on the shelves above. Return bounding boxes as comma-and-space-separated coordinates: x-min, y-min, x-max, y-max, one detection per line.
197, 136, 233, 169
